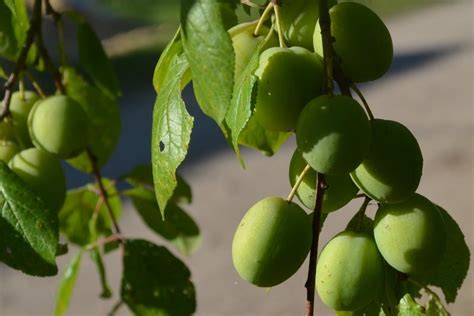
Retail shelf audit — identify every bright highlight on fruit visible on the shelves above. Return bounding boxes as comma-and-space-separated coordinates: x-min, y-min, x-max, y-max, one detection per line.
350, 119, 423, 204
9, 148, 66, 212
232, 197, 312, 287
255, 46, 324, 132
296, 95, 371, 175
374, 193, 446, 275
316, 231, 385, 311
314, 2, 393, 83
28, 95, 89, 159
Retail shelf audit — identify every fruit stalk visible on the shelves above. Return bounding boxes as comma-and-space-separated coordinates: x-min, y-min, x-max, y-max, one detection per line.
0, 0, 42, 122
318, 0, 334, 95
304, 172, 326, 316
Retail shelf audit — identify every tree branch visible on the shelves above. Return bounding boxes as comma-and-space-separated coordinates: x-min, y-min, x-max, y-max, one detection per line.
0, 0, 42, 122
305, 172, 326, 316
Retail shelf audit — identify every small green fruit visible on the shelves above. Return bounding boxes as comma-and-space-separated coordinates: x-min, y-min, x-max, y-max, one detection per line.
289, 149, 358, 212
9, 148, 66, 212
0, 120, 16, 141
229, 21, 277, 82
296, 95, 371, 175
374, 194, 446, 275
232, 196, 312, 287
280, 0, 337, 50
28, 95, 89, 158
255, 47, 324, 132
0, 140, 20, 163
10, 91, 40, 147
316, 231, 385, 311
314, 2, 393, 82
350, 119, 423, 204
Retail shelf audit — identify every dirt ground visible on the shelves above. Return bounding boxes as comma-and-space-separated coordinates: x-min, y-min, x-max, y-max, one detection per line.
0, 1, 472, 315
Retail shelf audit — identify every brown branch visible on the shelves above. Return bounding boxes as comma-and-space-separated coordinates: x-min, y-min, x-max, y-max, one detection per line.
44, 0, 68, 66
86, 148, 122, 237
0, 0, 42, 122
305, 172, 327, 316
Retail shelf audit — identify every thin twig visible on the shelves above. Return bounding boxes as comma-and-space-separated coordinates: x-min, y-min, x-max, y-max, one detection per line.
253, 2, 274, 36
305, 173, 327, 316
351, 83, 375, 120
36, 35, 65, 93
0, 0, 42, 122
287, 164, 311, 202
318, 0, 334, 95
44, 0, 68, 66
85, 234, 122, 251
272, 3, 286, 48
25, 71, 46, 98
107, 300, 124, 316
86, 148, 122, 236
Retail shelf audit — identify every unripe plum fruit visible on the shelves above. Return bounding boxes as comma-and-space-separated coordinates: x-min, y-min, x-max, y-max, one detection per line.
9, 148, 66, 212
0, 140, 20, 163
28, 95, 89, 158
229, 21, 278, 82
279, 0, 337, 50
296, 95, 371, 175
232, 196, 312, 287
350, 119, 423, 204
316, 231, 385, 311
289, 149, 358, 212
0, 120, 16, 141
255, 46, 324, 131
374, 194, 446, 275
314, 2, 393, 82
10, 91, 39, 147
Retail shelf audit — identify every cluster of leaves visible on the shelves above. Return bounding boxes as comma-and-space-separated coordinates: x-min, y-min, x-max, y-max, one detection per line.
1, 1, 200, 315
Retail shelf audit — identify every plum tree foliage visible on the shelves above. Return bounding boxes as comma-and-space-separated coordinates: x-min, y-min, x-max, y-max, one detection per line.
0, 0, 469, 316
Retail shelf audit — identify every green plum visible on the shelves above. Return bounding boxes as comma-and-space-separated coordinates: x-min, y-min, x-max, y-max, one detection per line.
0, 119, 16, 141
10, 91, 39, 147
9, 148, 66, 212
255, 47, 324, 131
316, 231, 385, 311
279, 0, 336, 50
0, 140, 20, 163
289, 149, 358, 212
350, 119, 423, 204
314, 2, 393, 82
296, 95, 371, 175
28, 95, 89, 158
374, 194, 446, 275
229, 21, 278, 82
232, 196, 312, 287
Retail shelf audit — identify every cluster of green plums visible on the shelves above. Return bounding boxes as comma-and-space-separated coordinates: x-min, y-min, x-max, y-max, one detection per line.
0, 91, 89, 212
230, 0, 448, 313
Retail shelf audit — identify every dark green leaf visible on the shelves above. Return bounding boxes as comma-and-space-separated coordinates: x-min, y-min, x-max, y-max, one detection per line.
90, 248, 112, 299
152, 52, 193, 215
125, 187, 200, 256
153, 27, 191, 93
59, 180, 121, 246
181, 0, 236, 129
121, 239, 196, 316
0, 162, 58, 276
398, 294, 425, 315
416, 206, 470, 303
54, 251, 83, 316
0, 1, 18, 59
62, 67, 121, 172
67, 13, 120, 98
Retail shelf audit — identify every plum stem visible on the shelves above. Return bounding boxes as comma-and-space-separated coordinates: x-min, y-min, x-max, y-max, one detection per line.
254, 2, 274, 36
287, 164, 312, 202
272, 3, 287, 48
25, 71, 47, 98
351, 83, 375, 120
305, 172, 327, 316
0, 0, 42, 122
318, 0, 335, 95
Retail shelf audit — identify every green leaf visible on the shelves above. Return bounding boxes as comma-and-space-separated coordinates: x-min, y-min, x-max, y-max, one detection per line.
416, 206, 470, 303
181, 0, 236, 129
0, 1, 18, 59
54, 251, 83, 316
62, 67, 121, 172
67, 13, 120, 98
426, 295, 450, 316
90, 248, 112, 299
125, 187, 201, 256
398, 294, 425, 315
152, 52, 193, 215
0, 162, 58, 276
121, 239, 196, 316
0, 64, 6, 79
59, 180, 121, 246
153, 27, 191, 93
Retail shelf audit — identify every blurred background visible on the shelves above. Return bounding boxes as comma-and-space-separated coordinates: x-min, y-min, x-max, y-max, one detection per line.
0, 0, 472, 315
